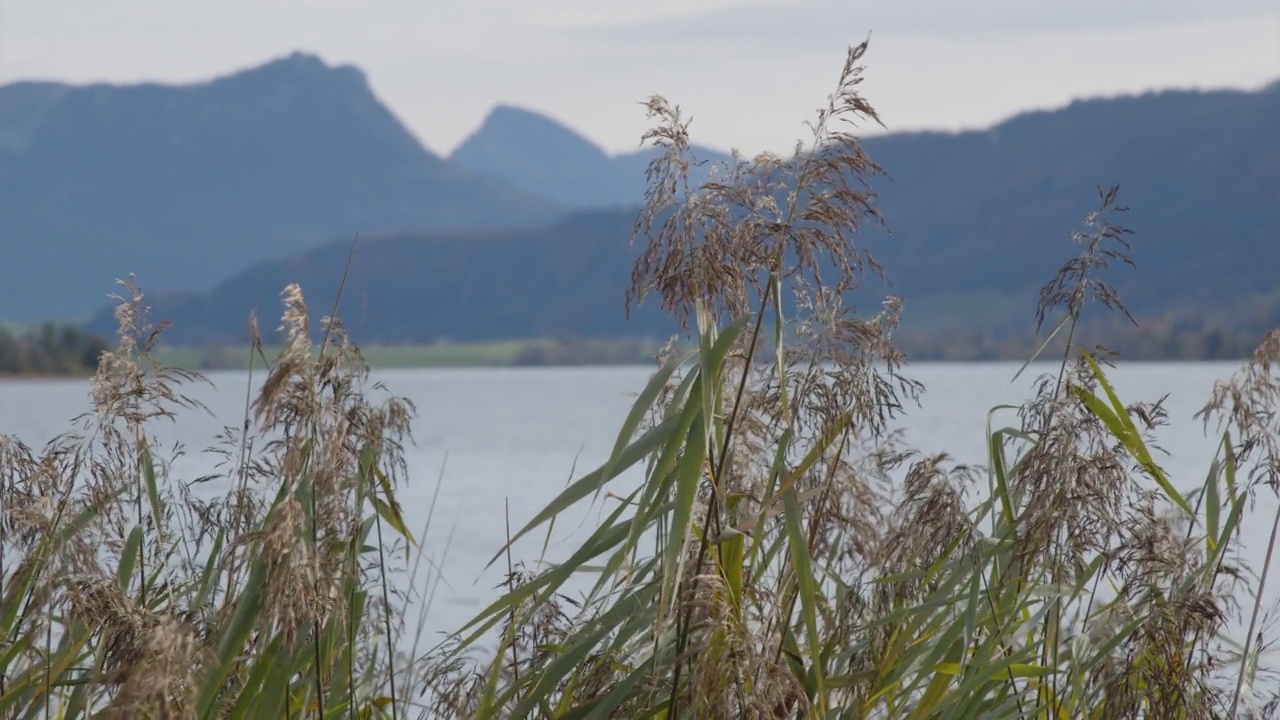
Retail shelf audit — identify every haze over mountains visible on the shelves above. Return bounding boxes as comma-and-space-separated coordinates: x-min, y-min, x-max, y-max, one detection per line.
0, 53, 558, 320
449, 105, 728, 209
100, 210, 669, 347
2, 52, 1276, 347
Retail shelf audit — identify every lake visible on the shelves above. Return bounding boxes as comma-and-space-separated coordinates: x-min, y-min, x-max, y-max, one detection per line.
3, 361, 1277, 653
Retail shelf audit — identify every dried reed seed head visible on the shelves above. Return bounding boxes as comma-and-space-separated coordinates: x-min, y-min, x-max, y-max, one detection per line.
91, 280, 208, 429
0, 440, 58, 543
256, 496, 331, 639
627, 41, 886, 330
878, 455, 975, 582
1036, 184, 1137, 332
107, 614, 206, 716
1198, 330, 1280, 495
279, 283, 311, 349
67, 577, 153, 678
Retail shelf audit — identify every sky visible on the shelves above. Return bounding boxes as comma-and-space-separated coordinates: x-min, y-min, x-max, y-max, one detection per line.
2, 0, 1278, 157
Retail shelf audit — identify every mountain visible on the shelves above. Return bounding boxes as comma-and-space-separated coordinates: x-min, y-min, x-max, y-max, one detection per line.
448, 84, 1279, 327
449, 105, 730, 208
0, 52, 560, 321
84, 210, 671, 345
85, 81, 1280, 348
856, 81, 1280, 322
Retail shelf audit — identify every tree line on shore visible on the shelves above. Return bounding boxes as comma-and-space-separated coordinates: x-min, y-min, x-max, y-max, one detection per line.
0, 322, 110, 376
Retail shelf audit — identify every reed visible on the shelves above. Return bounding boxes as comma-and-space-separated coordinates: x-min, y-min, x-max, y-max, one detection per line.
1, 38, 1277, 719
418, 40, 1280, 718
0, 278, 421, 718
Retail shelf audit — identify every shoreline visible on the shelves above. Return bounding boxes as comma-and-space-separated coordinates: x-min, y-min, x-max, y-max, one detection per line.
0, 373, 95, 383
0, 356, 1251, 382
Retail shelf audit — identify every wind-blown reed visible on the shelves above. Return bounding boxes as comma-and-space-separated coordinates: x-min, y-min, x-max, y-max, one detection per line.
2, 38, 1278, 719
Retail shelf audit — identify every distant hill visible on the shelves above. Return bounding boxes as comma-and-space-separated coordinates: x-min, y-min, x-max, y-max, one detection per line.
452, 84, 1280, 324
0, 52, 560, 321
858, 82, 1280, 323
85, 210, 672, 345
91, 81, 1280, 349
449, 105, 730, 209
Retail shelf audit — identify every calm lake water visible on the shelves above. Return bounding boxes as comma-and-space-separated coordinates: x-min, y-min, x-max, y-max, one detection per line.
3, 361, 1277, 651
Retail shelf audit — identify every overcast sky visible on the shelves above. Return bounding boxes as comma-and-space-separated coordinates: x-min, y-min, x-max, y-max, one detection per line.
3, 0, 1277, 156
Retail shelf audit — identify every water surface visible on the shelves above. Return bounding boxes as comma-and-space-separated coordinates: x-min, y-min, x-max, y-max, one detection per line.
3, 361, 1273, 649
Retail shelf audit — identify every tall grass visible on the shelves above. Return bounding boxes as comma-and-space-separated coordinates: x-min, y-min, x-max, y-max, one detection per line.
417, 42, 1280, 718
0, 280, 422, 718
2, 38, 1278, 719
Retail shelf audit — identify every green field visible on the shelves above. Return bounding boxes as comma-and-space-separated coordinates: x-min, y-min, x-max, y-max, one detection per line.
155, 337, 662, 371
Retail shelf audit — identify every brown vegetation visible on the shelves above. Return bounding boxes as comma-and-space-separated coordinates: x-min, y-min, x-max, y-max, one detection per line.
1, 39, 1279, 719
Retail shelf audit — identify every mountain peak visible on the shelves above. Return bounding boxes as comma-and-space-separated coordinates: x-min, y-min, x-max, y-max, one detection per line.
245, 51, 358, 79
482, 104, 586, 131
272, 50, 328, 68
210, 51, 370, 98
456, 105, 610, 166
450, 103, 730, 208
450, 105, 621, 208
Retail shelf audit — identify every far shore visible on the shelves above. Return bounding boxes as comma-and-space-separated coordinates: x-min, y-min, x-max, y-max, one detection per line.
0, 336, 1259, 381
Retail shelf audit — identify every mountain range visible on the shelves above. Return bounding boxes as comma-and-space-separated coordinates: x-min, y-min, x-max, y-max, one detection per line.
0, 53, 558, 320
449, 105, 727, 209
2, 52, 1276, 348
95, 209, 671, 346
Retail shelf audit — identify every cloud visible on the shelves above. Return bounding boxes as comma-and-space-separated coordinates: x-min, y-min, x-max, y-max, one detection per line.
3, 0, 1275, 155
564, 0, 1278, 46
